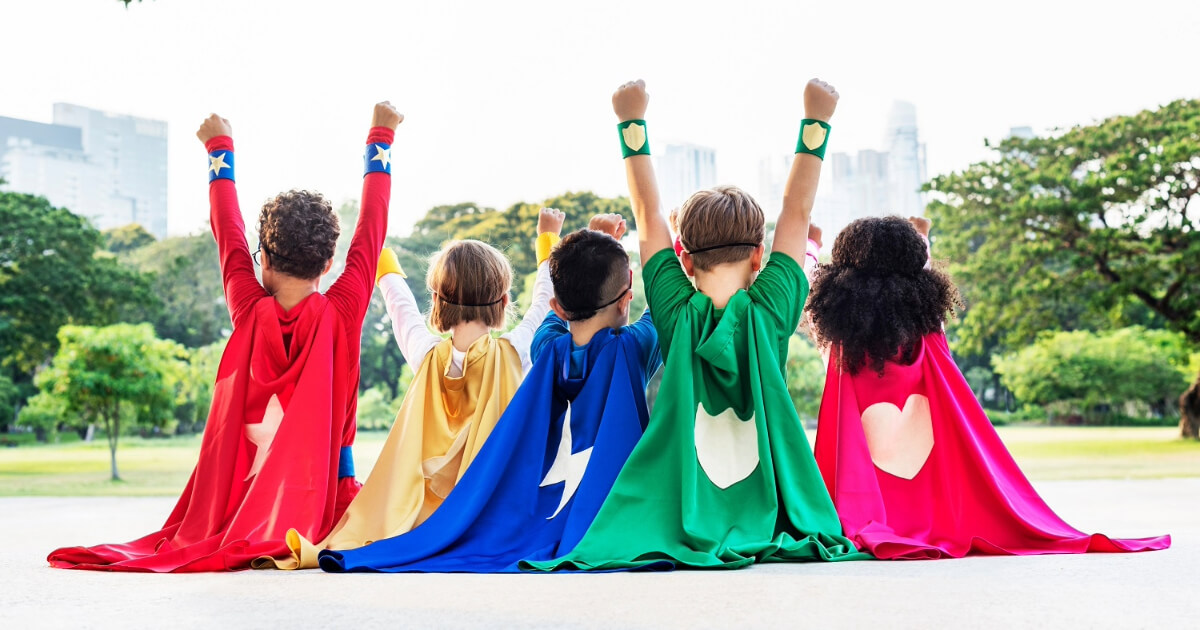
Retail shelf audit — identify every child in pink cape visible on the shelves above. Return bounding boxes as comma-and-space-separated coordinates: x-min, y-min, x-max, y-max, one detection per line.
809, 216, 1170, 559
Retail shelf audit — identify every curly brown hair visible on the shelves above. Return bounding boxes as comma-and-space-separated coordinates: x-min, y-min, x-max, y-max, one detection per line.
257, 190, 340, 280
807, 216, 963, 376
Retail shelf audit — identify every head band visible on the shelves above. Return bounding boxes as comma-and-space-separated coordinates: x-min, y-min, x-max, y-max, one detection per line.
686, 242, 759, 255
436, 293, 506, 307
562, 270, 633, 314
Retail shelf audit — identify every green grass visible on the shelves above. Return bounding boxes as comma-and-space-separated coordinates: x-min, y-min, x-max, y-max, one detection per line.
1, 427, 1196, 496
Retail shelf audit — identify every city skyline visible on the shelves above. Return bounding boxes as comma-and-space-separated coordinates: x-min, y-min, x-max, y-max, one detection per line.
2, 0, 1196, 238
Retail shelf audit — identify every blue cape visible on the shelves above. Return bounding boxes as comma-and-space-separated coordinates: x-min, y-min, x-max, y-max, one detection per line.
319, 327, 651, 572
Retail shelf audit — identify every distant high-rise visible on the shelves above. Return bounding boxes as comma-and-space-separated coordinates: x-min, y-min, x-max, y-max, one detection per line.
811, 100, 927, 238
657, 143, 717, 214
0, 104, 168, 238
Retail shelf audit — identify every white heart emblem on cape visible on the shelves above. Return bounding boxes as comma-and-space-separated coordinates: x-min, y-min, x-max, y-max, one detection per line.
861, 394, 934, 480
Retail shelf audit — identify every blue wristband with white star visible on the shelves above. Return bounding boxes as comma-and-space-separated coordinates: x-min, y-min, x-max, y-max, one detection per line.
207, 150, 234, 182
364, 143, 392, 176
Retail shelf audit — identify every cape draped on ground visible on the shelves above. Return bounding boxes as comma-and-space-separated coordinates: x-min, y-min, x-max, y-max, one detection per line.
320, 327, 651, 572
46, 295, 362, 572
268, 334, 524, 569
814, 332, 1171, 559
525, 256, 869, 571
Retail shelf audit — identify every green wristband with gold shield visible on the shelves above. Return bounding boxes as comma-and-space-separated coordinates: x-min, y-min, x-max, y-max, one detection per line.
618, 119, 650, 158
795, 119, 832, 160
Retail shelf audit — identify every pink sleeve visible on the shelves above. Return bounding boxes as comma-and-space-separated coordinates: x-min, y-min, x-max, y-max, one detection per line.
327, 127, 395, 323
205, 136, 267, 328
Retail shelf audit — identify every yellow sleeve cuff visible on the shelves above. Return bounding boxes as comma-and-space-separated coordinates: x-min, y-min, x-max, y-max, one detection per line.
536, 232, 561, 267
376, 247, 406, 285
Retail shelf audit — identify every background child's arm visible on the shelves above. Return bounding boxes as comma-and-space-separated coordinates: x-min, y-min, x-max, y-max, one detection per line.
772, 79, 839, 263
612, 80, 673, 265
197, 114, 267, 328
327, 102, 403, 320
376, 248, 442, 366
504, 208, 565, 367
908, 216, 932, 269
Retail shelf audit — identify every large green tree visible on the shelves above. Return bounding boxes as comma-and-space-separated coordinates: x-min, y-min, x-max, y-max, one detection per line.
0, 192, 159, 403
122, 233, 228, 347
926, 99, 1200, 437
36, 323, 185, 480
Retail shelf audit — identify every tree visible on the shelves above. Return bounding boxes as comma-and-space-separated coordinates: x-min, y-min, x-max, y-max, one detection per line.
102, 224, 156, 254
786, 335, 826, 422
122, 233, 228, 347
36, 324, 185, 481
993, 327, 1193, 424
0, 192, 160, 376
926, 99, 1200, 437
174, 338, 227, 435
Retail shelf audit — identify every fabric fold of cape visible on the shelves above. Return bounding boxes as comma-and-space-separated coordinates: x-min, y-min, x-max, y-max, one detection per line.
47, 295, 361, 572
264, 335, 523, 569
814, 332, 1171, 559
525, 289, 869, 571
320, 327, 650, 572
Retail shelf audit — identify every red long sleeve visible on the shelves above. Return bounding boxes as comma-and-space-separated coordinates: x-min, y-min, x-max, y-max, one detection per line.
326, 127, 394, 323
205, 136, 268, 328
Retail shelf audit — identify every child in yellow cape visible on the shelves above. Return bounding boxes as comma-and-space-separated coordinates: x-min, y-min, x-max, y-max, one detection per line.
260, 208, 566, 569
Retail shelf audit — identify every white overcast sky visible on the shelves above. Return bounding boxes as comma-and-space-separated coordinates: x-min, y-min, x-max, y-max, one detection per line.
2, 0, 1197, 236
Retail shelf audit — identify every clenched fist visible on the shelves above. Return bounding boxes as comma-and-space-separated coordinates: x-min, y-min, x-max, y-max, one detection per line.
371, 101, 404, 130
537, 207, 566, 236
803, 79, 839, 122
196, 114, 232, 144
589, 213, 627, 240
908, 216, 931, 237
612, 79, 649, 122
808, 223, 823, 248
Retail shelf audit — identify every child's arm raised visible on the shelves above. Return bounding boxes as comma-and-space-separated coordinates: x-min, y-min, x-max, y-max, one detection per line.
612, 80, 673, 264
198, 114, 267, 328
772, 79, 839, 263
504, 207, 566, 369
327, 102, 403, 320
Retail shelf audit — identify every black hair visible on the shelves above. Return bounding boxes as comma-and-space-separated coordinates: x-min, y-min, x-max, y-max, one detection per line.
548, 228, 630, 321
807, 216, 963, 376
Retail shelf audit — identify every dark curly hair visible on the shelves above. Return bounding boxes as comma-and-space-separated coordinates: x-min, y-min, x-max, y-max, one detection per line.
257, 190, 339, 280
807, 216, 963, 376
549, 228, 630, 321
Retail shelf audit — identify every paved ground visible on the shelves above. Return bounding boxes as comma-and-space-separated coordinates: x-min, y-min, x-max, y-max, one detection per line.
3, 479, 1196, 629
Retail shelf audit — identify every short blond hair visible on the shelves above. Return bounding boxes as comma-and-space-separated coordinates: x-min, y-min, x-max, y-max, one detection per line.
677, 185, 765, 271
426, 240, 514, 332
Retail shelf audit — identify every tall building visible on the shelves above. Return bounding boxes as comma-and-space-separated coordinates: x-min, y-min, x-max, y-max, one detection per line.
657, 143, 717, 214
810, 100, 928, 238
0, 105, 168, 238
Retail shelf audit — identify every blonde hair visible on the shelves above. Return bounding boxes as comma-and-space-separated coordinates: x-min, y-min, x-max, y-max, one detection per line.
426, 240, 514, 332
677, 185, 765, 271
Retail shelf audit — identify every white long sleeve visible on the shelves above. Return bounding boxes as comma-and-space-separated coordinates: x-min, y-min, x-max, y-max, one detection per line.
378, 273, 442, 367
502, 262, 553, 373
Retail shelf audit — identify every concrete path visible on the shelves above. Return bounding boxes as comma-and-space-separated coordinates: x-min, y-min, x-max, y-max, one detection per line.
3, 479, 1196, 629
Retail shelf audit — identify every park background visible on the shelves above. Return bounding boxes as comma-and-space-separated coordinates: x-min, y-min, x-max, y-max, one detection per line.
1, 0, 1198, 498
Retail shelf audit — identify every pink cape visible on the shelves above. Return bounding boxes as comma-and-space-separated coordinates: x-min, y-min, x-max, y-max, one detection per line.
814, 332, 1170, 559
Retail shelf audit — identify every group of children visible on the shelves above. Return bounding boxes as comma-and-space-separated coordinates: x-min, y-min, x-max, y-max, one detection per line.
47, 81, 1169, 574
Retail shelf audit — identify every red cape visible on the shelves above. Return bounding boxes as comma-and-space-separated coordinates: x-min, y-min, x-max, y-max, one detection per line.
47, 295, 361, 571
814, 332, 1170, 559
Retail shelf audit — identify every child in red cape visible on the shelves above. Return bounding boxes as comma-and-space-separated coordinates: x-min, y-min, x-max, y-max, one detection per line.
47, 103, 403, 572
809, 216, 1170, 559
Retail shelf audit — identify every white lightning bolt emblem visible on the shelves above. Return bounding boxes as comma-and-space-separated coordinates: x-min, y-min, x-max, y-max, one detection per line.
539, 404, 592, 519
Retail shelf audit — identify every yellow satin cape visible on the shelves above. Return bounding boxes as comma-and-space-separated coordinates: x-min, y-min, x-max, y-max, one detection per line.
258, 334, 523, 569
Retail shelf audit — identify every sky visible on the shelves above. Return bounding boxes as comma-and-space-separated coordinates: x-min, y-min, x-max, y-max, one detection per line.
2, 0, 1197, 237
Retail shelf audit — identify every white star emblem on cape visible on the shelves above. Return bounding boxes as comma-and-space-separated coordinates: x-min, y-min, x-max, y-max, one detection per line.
369, 144, 391, 169
208, 152, 230, 176
244, 394, 285, 481
539, 404, 592, 519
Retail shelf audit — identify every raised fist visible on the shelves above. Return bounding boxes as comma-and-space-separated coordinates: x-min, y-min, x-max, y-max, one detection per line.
537, 207, 566, 236
908, 216, 931, 237
589, 213, 627, 240
612, 79, 649, 121
808, 223, 823, 248
371, 101, 404, 130
196, 114, 232, 144
803, 79, 839, 122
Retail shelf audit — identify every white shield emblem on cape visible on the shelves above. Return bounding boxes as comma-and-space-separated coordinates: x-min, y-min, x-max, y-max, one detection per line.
694, 403, 759, 489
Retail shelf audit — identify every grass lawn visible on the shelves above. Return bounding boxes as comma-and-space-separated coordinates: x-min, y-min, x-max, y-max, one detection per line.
0, 426, 1196, 497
